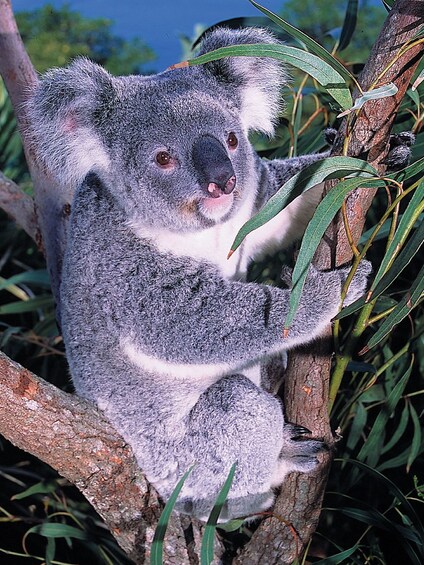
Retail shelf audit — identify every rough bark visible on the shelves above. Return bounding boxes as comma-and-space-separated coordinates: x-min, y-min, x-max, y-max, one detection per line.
0, 351, 214, 564
0, 0, 423, 564
0, 0, 73, 306
235, 1, 424, 563
0, 171, 39, 241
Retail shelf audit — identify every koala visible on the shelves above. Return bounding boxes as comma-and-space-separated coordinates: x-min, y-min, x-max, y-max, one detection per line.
27, 27, 375, 521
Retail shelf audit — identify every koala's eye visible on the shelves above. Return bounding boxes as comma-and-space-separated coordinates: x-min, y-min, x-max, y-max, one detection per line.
155, 151, 173, 167
227, 132, 238, 149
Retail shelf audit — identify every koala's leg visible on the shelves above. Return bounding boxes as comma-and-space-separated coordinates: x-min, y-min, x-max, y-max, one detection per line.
175, 374, 286, 521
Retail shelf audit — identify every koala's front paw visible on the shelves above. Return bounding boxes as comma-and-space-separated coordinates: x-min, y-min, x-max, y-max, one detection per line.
340, 260, 372, 306
383, 131, 416, 171
324, 127, 338, 147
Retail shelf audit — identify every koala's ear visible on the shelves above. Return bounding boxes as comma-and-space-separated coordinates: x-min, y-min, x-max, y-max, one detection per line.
27, 58, 114, 186
197, 27, 288, 135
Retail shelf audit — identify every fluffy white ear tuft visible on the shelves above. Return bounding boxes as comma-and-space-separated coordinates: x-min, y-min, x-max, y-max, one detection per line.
197, 27, 288, 135
26, 58, 113, 187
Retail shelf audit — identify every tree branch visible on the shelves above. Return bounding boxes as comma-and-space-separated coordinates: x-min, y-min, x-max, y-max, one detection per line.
235, 1, 424, 563
0, 171, 39, 242
0, 351, 216, 564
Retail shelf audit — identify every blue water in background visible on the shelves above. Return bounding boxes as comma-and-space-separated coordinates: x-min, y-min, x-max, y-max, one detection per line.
11, 0, 289, 72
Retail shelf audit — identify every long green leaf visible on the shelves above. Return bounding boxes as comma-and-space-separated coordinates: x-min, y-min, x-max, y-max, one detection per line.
12, 481, 57, 501
381, 402, 409, 454
365, 264, 424, 350
386, 155, 424, 181
284, 177, 383, 330
0, 270, 50, 292
338, 216, 424, 319
346, 402, 367, 453
340, 507, 421, 545
315, 545, 359, 564
200, 463, 237, 565
359, 212, 423, 244
229, 156, 378, 255
26, 523, 88, 540
407, 404, 422, 472
371, 178, 424, 292
248, 0, 355, 84
338, 0, 359, 51
357, 361, 412, 466
337, 83, 398, 118
0, 295, 54, 314
344, 458, 424, 542
150, 466, 194, 565
188, 43, 352, 110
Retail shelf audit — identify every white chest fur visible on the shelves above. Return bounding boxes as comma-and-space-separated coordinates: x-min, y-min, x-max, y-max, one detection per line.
130, 188, 257, 279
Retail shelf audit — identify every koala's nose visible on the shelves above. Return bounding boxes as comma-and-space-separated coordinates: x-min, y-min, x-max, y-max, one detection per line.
192, 135, 236, 197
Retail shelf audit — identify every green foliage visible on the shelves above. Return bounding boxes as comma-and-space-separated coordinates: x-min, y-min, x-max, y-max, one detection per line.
279, 0, 386, 62
200, 463, 237, 565
0, 80, 28, 183
150, 466, 194, 565
16, 4, 156, 74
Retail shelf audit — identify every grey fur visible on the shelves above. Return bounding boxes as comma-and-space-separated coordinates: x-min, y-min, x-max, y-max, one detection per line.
28, 27, 371, 521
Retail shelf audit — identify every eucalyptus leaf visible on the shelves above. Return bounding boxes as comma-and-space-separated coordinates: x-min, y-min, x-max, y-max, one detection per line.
150, 466, 194, 565
285, 177, 382, 330
338, 0, 358, 51
365, 264, 424, 350
381, 402, 409, 454
346, 402, 367, 453
338, 216, 424, 320
370, 177, 424, 292
230, 156, 379, 255
12, 481, 57, 501
340, 507, 421, 544
345, 458, 424, 541
0, 295, 54, 315
26, 523, 89, 540
407, 404, 422, 472
201, 463, 237, 565
0, 269, 50, 291
337, 83, 398, 117
357, 361, 412, 467
248, 0, 355, 84
315, 545, 360, 564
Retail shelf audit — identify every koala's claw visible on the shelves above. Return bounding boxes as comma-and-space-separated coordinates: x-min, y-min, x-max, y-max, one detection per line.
289, 424, 312, 438
280, 265, 293, 287
324, 127, 338, 147
390, 131, 416, 147
383, 131, 416, 171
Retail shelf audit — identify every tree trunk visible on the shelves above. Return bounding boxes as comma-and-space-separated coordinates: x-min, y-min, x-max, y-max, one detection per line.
0, 0, 423, 563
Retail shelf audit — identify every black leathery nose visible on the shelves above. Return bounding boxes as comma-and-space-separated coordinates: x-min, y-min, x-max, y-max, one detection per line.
192, 135, 236, 196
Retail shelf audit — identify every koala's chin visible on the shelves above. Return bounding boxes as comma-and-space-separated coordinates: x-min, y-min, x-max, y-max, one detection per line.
198, 191, 235, 222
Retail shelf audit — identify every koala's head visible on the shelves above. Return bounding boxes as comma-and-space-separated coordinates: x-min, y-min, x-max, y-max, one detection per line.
28, 27, 288, 231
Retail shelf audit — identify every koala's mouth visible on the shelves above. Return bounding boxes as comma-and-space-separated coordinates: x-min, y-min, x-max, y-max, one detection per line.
198, 192, 235, 221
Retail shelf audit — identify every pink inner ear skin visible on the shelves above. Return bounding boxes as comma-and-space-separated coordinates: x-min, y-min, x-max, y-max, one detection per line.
63, 114, 78, 133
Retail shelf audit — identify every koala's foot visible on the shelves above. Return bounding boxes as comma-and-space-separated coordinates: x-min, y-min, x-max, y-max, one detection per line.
275, 422, 328, 479
339, 260, 372, 306
383, 131, 416, 171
